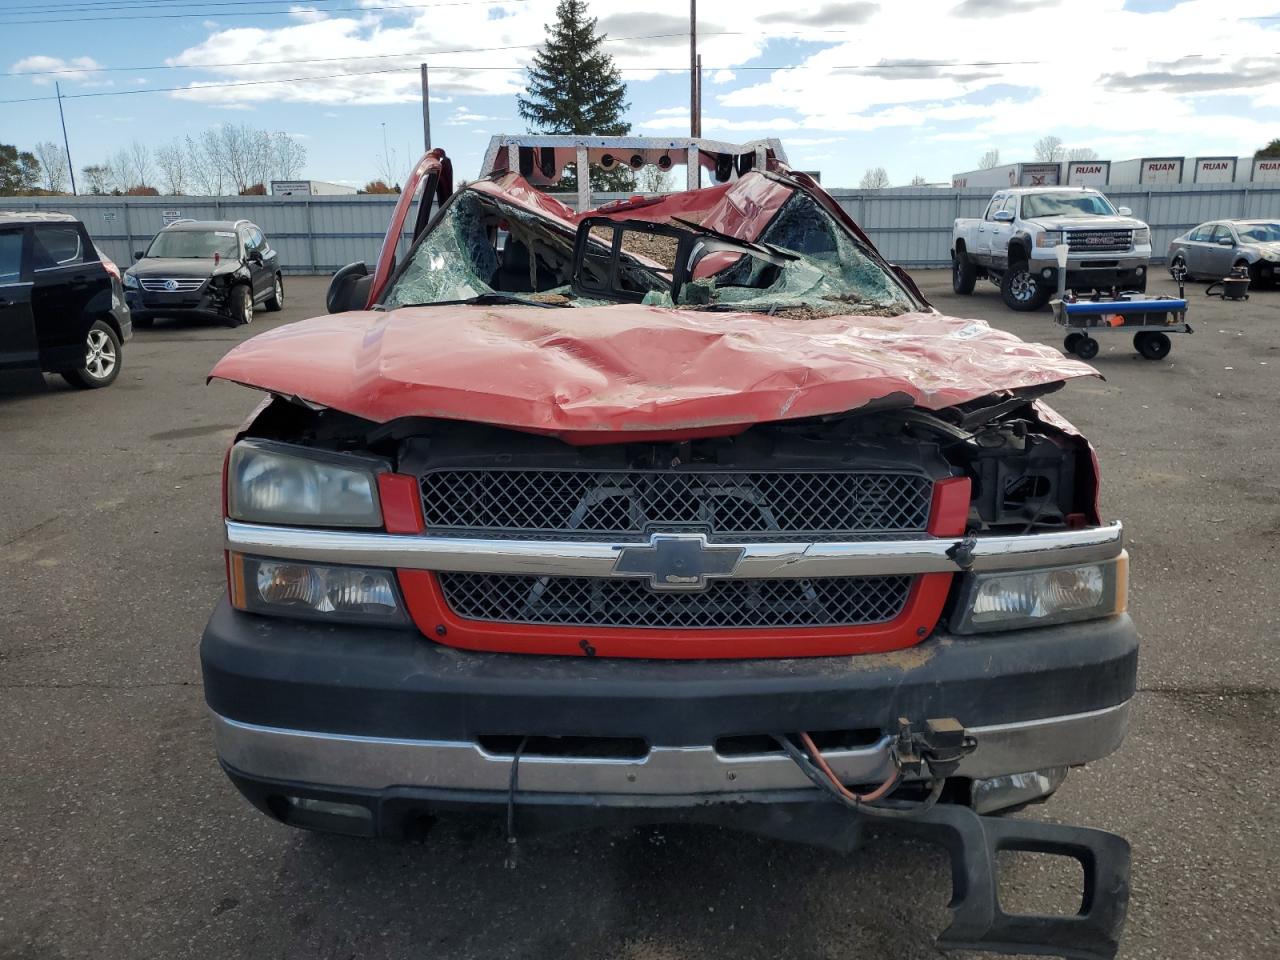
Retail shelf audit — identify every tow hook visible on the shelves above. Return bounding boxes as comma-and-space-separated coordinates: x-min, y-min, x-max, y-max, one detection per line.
893, 717, 978, 780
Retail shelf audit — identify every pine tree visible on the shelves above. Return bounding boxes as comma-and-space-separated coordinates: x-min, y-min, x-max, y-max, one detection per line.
517, 0, 632, 192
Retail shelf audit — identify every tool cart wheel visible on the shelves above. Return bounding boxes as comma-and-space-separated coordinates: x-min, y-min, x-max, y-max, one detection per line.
1064, 333, 1084, 355
1073, 336, 1099, 360
1134, 332, 1171, 361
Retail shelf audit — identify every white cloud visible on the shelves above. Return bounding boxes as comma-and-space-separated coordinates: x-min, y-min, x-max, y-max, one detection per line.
289, 5, 330, 23
9, 55, 103, 86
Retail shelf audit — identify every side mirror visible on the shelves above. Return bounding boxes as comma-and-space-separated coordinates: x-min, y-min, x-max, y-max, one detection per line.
133, 250, 144, 261
1117, 206, 1132, 216
992, 210, 1015, 223
326, 261, 371, 313
247, 250, 264, 265
1218, 236, 1235, 246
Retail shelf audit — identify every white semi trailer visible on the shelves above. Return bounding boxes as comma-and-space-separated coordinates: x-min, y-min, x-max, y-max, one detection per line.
951, 162, 1062, 188
1109, 157, 1184, 185
1064, 160, 1110, 186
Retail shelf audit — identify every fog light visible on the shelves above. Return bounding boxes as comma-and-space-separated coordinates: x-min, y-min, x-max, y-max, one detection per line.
1042, 268, 1054, 279
971, 767, 1068, 814
281, 796, 374, 835
1136, 265, 1145, 276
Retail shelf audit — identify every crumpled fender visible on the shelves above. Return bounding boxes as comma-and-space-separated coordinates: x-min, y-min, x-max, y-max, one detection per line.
209, 303, 1097, 444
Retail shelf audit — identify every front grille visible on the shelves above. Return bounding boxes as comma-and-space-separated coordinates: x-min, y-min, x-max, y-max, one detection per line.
420, 470, 932, 541
139, 277, 206, 292
1066, 230, 1132, 253
437, 573, 912, 629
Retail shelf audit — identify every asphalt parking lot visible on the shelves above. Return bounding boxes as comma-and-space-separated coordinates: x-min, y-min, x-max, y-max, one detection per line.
2, 271, 1278, 960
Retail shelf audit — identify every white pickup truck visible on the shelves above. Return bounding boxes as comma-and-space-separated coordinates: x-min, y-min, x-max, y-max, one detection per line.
952, 187, 1153, 310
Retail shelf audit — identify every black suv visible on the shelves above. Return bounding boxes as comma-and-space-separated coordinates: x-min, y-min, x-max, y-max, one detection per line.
1, 212, 132, 389
124, 219, 283, 327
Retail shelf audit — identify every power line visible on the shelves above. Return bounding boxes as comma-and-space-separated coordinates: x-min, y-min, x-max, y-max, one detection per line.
0, 0, 534, 25
1, 32, 695, 78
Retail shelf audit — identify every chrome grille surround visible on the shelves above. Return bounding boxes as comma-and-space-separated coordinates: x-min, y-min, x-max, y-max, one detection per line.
1066, 230, 1133, 253
139, 277, 207, 293
437, 572, 913, 629
420, 469, 933, 542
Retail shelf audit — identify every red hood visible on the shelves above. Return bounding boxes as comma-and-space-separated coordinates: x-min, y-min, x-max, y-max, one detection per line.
209, 304, 1096, 443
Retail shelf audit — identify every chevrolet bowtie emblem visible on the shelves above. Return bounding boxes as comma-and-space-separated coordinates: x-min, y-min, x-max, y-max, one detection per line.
612, 533, 745, 592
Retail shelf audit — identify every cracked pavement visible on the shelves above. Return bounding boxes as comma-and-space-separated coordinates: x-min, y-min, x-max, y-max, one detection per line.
2, 274, 1277, 959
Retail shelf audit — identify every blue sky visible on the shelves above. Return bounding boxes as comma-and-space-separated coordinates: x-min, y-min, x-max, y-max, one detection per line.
2, 0, 1277, 189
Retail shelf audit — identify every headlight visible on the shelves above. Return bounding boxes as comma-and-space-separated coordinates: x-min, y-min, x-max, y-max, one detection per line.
123, 273, 139, 289
229, 554, 407, 625
1133, 228, 1150, 244
1035, 232, 1064, 248
227, 440, 385, 527
950, 554, 1127, 634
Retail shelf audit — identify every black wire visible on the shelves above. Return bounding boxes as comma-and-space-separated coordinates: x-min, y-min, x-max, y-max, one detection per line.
772, 733, 945, 820
505, 736, 528, 849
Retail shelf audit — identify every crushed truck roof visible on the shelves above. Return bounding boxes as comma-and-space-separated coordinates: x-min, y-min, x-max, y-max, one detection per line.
210, 139, 1095, 442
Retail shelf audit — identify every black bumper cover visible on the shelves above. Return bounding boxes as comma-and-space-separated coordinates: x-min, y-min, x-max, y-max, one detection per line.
201, 600, 1138, 745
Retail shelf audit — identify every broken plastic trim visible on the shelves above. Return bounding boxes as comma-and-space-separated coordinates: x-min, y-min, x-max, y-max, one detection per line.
884, 804, 1130, 959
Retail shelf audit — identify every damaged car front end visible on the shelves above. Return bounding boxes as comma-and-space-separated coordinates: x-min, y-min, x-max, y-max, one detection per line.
202, 138, 1136, 959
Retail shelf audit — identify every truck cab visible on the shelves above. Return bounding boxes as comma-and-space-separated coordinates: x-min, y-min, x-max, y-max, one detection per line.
952, 187, 1153, 310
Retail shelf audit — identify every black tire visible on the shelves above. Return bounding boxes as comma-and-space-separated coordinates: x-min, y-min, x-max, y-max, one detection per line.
1131, 272, 1148, 294
952, 250, 977, 295
265, 273, 284, 312
228, 284, 254, 327
1134, 331, 1171, 360
60, 319, 122, 389
1064, 333, 1083, 355
1169, 254, 1193, 282
132, 316, 154, 329
1074, 336, 1099, 360
1000, 264, 1047, 311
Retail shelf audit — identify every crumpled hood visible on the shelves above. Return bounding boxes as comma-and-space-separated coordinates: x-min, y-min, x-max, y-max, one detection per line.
209, 304, 1097, 442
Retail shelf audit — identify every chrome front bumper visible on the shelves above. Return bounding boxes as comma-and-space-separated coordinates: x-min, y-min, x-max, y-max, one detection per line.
211, 699, 1131, 798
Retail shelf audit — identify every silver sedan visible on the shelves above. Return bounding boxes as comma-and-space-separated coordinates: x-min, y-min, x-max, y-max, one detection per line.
1167, 220, 1280, 286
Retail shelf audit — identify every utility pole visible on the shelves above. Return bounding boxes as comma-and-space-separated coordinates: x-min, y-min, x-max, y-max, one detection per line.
689, 0, 699, 138
420, 63, 431, 151
695, 54, 702, 139
56, 81, 77, 195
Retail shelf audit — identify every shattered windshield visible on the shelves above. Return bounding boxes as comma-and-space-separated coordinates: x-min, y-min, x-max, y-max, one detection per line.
664, 191, 913, 318
380, 185, 914, 318
381, 191, 662, 308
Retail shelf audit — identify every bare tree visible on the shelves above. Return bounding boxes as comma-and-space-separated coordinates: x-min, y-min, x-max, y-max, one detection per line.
1033, 136, 1064, 162
374, 143, 400, 190
272, 131, 307, 180
859, 166, 890, 189
909, 174, 928, 186
33, 141, 69, 192
1067, 147, 1099, 162
186, 132, 225, 196
155, 141, 188, 195
108, 149, 135, 192
636, 165, 673, 193
978, 148, 1000, 170
81, 164, 111, 194
126, 140, 154, 189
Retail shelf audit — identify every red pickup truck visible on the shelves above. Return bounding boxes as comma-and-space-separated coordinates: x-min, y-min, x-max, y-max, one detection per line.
201, 137, 1135, 959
